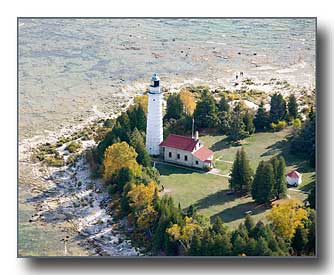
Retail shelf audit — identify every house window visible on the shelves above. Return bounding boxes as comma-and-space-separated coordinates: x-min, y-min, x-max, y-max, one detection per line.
169, 152, 172, 158
177, 153, 180, 159
195, 160, 199, 165
184, 155, 188, 161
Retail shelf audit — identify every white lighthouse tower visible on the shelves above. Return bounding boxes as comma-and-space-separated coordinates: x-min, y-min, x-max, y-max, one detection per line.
146, 73, 163, 156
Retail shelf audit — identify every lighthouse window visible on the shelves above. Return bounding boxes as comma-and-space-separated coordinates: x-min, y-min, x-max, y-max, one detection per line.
169, 152, 172, 158
184, 155, 188, 161
153, 99, 155, 101
177, 153, 180, 159
195, 160, 199, 165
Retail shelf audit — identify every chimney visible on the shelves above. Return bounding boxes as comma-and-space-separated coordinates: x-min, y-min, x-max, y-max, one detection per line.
195, 131, 199, 141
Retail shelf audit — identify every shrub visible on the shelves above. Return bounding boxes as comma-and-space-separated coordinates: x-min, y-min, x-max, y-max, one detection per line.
270, 120, 287, 132
66, 141, 81, 153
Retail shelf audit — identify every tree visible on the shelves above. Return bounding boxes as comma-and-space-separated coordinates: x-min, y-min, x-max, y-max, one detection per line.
165, 94, 184, 120
254, 101, 270, 132
308, 185, 316, 209
229, 148, 253, 193
180, 90, 196, 115
127, 105, 146, 132
243, 112, 255, 135
245, 214, 255, 234
251, 161, 274, 204
127, 182, 159, 231
228, 112, 248, 142
291, 225, 308, 255
267, 199, 308, 239
130, 128, 151, 167
193, 90, 219, 128
134, 94, 148, 113
166, 216, 203, 253
290, 108, 316, 167
270, 156, 287, 200
103, 142, 141, 182
288, 94, 298, 120
270, 93, 286, 123
218, 94, 230, 113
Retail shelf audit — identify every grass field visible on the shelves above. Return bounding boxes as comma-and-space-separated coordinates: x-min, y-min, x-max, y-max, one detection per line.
156, 128, 314, 228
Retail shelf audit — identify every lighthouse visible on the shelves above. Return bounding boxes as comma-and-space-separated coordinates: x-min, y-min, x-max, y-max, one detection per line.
146, 73, 163, 156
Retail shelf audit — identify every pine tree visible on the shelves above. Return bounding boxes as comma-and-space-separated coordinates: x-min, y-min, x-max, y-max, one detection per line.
228, 112, 248, 142
288, 94, 298, 120
239, 148, 254, 193
271, 156, 287, 200
193, 90, 219, 128
270, 93, 287, 123
218, 94, 230, 113
291, 225, 308, 256
130, 128, 151, 167
255, 237, 271, 256
245, 214, 255, 234
165, 94, 184, 120
229, 148, 253, 193
229, 150, 242, 192
252, 161, 274, 204
254, 101, 270, 131
243, 112, 255, 135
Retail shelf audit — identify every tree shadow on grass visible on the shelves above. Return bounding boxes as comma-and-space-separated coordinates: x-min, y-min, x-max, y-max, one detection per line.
260, 138, 315, 174
209, 136, 232, 152
210, 200, 269, 223
155, 163, 197, 176
192, 190, 237, 211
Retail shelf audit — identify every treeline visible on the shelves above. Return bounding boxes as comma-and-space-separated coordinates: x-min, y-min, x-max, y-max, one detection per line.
164, 88, 311, 144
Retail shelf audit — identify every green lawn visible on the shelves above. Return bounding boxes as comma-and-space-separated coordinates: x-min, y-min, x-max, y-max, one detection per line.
156, 128, 314, 228
200, 128, 315, 191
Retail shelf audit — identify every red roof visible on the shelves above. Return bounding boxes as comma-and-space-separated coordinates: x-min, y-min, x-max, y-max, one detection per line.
160, 134, 198, 152
193, 146, 214, 162
287, 171, 302, 178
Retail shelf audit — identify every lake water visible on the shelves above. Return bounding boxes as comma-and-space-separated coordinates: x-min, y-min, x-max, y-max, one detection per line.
18, 18, 316, 141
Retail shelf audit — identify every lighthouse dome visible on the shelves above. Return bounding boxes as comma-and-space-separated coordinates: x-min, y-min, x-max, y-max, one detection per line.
151, 73, 160, 82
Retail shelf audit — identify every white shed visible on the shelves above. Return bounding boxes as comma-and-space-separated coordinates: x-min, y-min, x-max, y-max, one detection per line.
286, 170, 302, 187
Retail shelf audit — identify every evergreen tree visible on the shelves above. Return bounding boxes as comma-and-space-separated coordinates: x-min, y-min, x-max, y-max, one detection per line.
308, 185, 316, 209
270, 156, 287, 200
290, 107, 316, 167
270, 93, 287, 123
239, 148, 254, 193
291, 225, 308, 256
254, 101, 270, 131
245, 214, 255, 234
218, 110, 231, 134
229, 148, 253, 193
193, 90, 219, 128
255, 237, 271, 256
218, 94, 230, 113
252, 161, 274, 204
165, 94, 184, 120
288, 94, 298, 120
228, 112, 248, 142
243, 112, 255, 135
130, 128, 151, 167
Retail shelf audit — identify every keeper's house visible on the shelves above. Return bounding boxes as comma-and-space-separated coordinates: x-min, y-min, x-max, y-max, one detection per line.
159, 131, 214, 169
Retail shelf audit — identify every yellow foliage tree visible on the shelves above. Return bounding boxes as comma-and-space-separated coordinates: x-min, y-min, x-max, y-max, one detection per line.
134, 95, 148, 113
127, 182, 158, 231
180, 90, 196, 115
267, 199, 308, 239
103, 142, 141, 181
166, 216, 203, 251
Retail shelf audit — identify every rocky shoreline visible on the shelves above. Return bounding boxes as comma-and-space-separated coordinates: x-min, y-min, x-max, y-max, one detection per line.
19, 107, 143, 256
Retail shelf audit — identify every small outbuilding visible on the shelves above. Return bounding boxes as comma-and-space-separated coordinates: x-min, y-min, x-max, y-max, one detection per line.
286, 170, 302, 187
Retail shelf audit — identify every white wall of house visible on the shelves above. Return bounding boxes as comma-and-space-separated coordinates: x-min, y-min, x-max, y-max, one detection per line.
286, 176, 302, 186
161, 146, 210, 169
